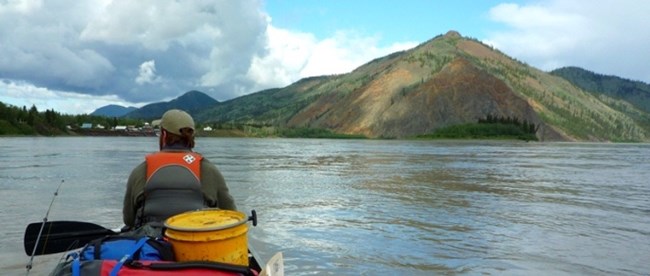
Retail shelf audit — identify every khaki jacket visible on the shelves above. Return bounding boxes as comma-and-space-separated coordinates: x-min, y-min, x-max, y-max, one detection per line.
122, 151, 236, 227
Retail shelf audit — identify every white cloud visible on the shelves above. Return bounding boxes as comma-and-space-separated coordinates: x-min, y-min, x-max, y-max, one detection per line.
0, 80, 143, 114
246, 26, 418, 92
301, 31, 416, 78
80, 0, 216, 51
485, 0, 650, 82
0, 0, 419, 114
246, 26, 317, 91
0, 0, 268, 107
135, 60, 160, 85
0, 0, 43, 14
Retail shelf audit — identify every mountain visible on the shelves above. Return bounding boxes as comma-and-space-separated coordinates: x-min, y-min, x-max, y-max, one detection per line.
91, 105, 137, 117
196, 30, 649, 142
125, 90, 218, 119
550, 66, 650, 114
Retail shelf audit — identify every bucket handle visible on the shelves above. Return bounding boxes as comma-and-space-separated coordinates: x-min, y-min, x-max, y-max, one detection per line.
248, 210, 258, 227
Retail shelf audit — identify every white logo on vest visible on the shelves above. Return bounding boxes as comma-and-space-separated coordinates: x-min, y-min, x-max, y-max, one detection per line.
183, 154, 196, 164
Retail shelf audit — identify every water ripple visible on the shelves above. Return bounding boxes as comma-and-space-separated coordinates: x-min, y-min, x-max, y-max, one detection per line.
2, 138, 650, 275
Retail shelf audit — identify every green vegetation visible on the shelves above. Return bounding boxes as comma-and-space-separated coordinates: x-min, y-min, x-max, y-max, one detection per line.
1, 100, 364, 139
471, 54, 649, 141
0, 102, 148, 136
197, 124, 367, 139
417, 124, 537, 141
551, 66, 650, 113
278, 127, 366, 139
417, 115, 538, 141
550, 66, 650, 141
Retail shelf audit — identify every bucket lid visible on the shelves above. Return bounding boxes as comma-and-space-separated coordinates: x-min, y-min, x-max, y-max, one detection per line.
164, 209, 247, 232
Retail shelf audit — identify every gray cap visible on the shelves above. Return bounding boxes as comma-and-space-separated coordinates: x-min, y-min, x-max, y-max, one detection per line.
152, 109, 195, 136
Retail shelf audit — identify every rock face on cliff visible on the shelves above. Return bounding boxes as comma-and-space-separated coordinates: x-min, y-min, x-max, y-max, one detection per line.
289, 57, 560, 139
198, 31, 650, 142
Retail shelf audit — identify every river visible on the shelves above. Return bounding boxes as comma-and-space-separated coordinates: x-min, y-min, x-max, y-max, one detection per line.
1, 137, 649, 275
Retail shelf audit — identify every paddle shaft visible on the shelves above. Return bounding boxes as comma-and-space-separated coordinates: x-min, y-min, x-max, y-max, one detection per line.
24, 221, 119, 256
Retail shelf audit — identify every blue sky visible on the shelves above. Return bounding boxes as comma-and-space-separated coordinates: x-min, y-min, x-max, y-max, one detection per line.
265, 0, 505, 45
1, 0, 649, 114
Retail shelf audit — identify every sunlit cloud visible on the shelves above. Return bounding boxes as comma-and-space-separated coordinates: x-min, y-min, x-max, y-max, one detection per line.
135, 60, 161, 85
0, 80, 143, 114
247, 26, 418, 92
484, 0, 650, 81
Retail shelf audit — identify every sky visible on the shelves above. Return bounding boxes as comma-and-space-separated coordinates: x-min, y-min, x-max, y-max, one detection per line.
1, 0, 649, 115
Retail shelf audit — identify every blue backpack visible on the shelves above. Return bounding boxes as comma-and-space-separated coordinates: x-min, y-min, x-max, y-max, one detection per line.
79, 235, 174, 261
65, 235, 175, 276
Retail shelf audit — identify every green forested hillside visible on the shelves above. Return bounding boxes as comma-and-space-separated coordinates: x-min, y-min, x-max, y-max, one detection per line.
195, 77, 336, 125
0, 102, 145, 136
551, 66, 650, 135
551, 66, 650, 113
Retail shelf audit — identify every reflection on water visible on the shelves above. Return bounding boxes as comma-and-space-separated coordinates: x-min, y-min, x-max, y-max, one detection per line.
1, 138, 649, 275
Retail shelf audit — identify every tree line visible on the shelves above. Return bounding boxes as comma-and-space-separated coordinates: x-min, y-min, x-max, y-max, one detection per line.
0, 102, 145, 136
478, 114, 538, 135
417, 114, 538, 141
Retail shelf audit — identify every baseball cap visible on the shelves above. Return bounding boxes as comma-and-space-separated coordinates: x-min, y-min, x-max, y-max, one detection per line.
152, 109, 195, 136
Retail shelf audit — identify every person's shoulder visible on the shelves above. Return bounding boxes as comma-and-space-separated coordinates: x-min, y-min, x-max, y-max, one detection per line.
200, 157, 217, 166
131, 161, 147, 172
201, 159, 223, 174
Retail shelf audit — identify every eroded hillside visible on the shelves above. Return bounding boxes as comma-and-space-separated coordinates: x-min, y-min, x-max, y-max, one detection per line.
198, 31, 650, 142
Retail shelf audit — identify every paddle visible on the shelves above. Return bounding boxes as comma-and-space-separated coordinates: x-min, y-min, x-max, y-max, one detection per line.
24, 221, 119, 256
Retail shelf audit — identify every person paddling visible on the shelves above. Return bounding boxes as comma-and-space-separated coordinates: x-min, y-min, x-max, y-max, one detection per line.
122, 109, 236, 232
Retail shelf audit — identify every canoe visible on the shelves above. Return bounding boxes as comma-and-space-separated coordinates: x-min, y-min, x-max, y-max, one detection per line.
24, 220, 284, 276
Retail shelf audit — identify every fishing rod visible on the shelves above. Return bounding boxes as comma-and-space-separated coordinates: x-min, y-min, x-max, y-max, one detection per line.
26, 179, 65, 276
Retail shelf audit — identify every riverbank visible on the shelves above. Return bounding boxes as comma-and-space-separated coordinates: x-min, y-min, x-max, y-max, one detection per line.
74, 129, 156, 137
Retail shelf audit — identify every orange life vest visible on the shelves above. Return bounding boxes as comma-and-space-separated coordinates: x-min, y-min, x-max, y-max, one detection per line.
137, 152, 205, 226
145, 152, 202, 181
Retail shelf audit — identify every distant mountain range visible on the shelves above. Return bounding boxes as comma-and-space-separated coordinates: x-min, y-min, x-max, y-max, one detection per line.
92, 90, 219, 120
550, 66, 650, 114
93, 31, 650, 142
91, 105, 137, 117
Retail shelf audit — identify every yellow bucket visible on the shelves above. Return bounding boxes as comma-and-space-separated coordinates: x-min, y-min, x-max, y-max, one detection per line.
164, 209, 249, 266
